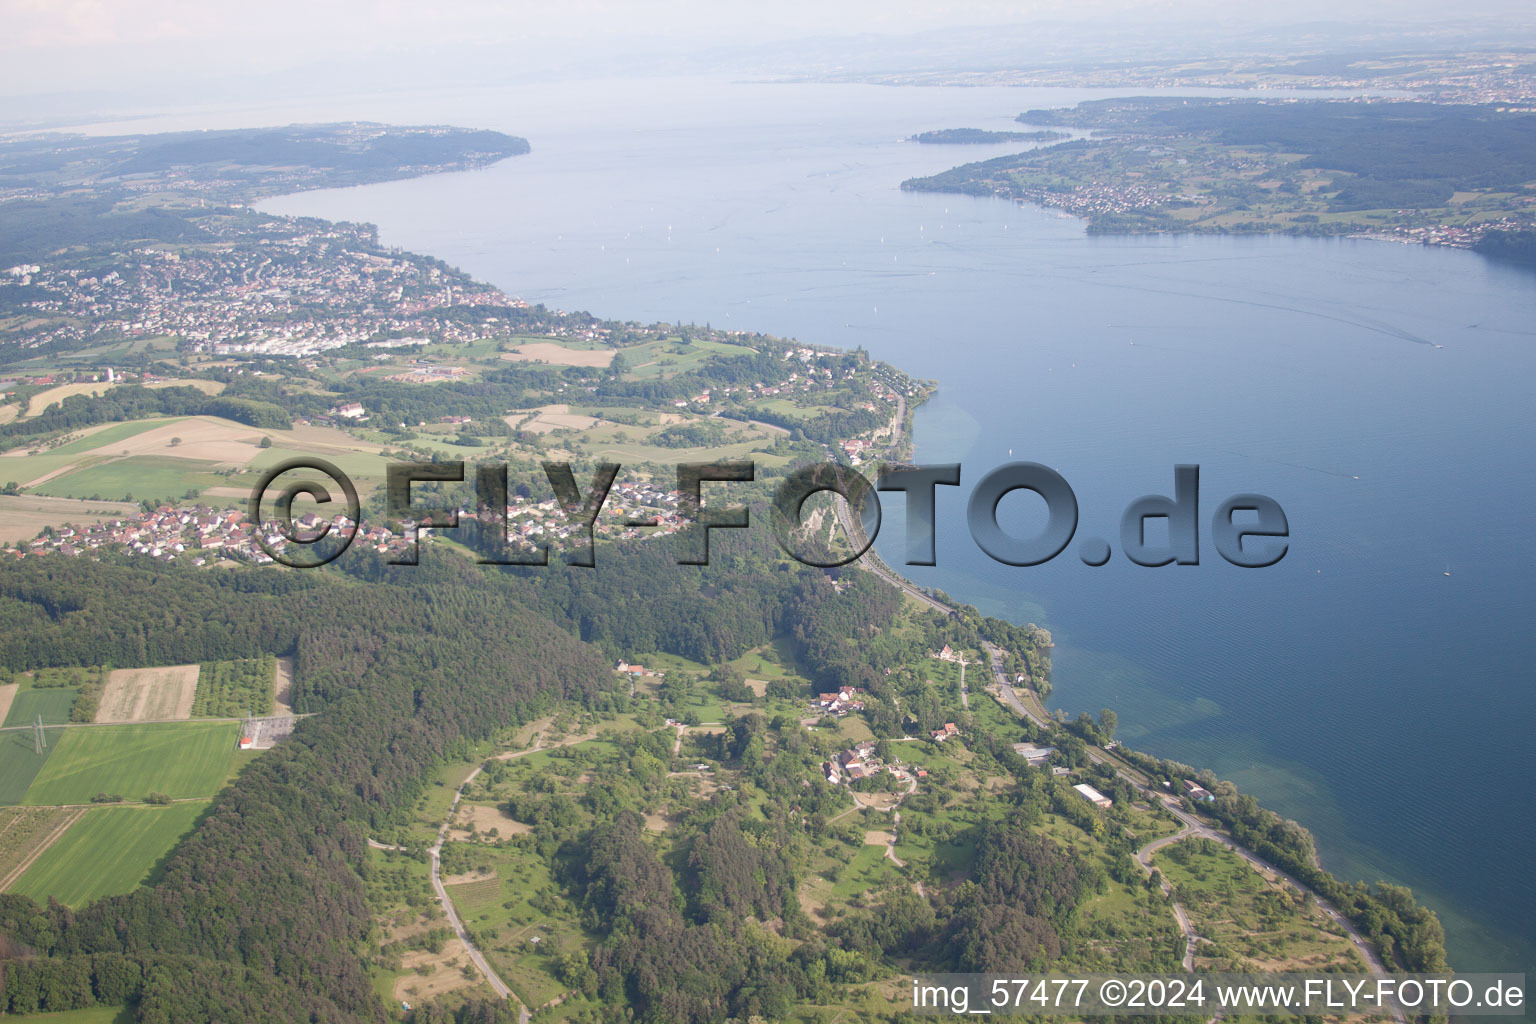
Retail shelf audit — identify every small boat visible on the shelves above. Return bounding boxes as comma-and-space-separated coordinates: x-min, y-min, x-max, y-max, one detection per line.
1443, 566, 1452, 577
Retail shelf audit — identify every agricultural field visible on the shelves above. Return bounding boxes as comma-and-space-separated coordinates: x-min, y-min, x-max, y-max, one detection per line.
146, 378, 226, 396
499, 341, 615, 368
30, 455, 230, 502
95, 665, 200, 723
247, 445, 394, 491
0, 494, 141, 544
23, 418, 185, 457
8, 415, 390, 503
502, 403, 606, 435
190, 656, 276, 718
21, 721, 239, 806
1, 675, 80, 728
7, 801, 207, 907
0, 729, 60, 805
24, 381, 121, 418
0, 806, 82, 891
574, 426, 787, 466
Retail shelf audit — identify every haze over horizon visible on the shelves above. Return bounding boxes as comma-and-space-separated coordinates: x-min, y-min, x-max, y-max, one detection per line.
3, 0, 1534, 124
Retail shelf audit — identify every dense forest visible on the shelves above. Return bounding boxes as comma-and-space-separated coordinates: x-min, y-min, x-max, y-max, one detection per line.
1474, 227, 1536, 264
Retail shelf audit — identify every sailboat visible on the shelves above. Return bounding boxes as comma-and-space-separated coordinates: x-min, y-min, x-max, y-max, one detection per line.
1443, 566, 1452, 577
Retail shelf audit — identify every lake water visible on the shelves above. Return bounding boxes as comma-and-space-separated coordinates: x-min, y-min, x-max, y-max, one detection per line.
214, 75, 1535, 975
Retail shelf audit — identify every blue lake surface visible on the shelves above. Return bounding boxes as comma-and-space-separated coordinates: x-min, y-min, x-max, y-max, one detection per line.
241, 75, 1534, 974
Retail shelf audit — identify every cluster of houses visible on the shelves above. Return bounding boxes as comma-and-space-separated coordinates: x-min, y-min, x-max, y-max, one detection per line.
0, 221, 534, 360
822, 739, 927, 786
839, 438, 874, 460
489, 482, 687, 546
667, 363, 866, 412
10, 503, 415, 565
813, 685, 866, 717
12, 473, 705, 568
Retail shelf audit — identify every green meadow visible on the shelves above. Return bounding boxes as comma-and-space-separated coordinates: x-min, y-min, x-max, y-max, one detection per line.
22, 722, 238, 805
31, 456, 228, 502
9, 801, 208, 906
2, 677, 79, 728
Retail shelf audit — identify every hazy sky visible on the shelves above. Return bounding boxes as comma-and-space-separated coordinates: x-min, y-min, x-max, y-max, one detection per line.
1, 0, 1529, 104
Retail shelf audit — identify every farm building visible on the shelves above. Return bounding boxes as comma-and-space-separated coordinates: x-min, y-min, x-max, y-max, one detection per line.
1073, 783, 1112, 809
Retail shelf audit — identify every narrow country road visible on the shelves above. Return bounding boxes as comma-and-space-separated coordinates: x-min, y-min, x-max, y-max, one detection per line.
372, 734, 599, 1024
429, 763, 520, 1015
1134, 822, 1201, 970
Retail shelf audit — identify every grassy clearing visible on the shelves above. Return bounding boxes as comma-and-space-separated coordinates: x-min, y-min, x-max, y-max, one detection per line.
618, 336, 754, 381
827, 842, 903, 899
9, 801, 207, 906
1069, 881, 1182, 972
22, 721, 239, 805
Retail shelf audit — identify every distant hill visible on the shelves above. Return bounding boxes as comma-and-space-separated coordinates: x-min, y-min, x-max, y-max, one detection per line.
910, 127, 1067, 144
0, 123, 530, 264
0, 122, 528, 200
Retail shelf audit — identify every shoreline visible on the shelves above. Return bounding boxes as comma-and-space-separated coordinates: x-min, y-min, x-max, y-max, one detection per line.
841, 396, 1445, 980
